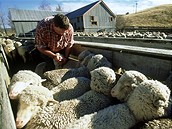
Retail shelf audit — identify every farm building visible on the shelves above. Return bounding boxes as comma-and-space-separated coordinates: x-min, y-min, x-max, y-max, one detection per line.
66, 0, 116, 33
9, 8, 66, 37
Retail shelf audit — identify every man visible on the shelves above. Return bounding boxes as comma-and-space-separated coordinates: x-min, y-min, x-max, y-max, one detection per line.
35, 14, 74, 71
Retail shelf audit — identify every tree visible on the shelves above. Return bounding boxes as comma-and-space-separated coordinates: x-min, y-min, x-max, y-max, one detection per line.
38, 0, 51, 11
55, 4, 62, 11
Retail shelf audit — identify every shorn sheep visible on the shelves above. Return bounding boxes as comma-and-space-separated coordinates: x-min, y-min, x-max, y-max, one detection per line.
8, 70, 45, 99
65, 79, 171, 129
111, 70, 148, 101
15, 66, 117, 129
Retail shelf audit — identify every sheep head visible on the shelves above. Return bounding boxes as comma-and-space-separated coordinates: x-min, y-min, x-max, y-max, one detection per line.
16, 85, 54, 128
9, 81, 33, 99
111, 70, 148, 101
127, 80, 171, 121
90, 67, 116, 96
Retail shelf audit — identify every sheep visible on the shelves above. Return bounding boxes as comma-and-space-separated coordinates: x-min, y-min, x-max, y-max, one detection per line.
35, 61, 46, 78
80, 53, 95, 67
43, 66, 91, 86
86, 54, 112, 71
111, 70, 148, 102
130, 118, 172, 129
2, 38, 17, 61
51, 77, 91, 101
16, 66, 118, 129
14, 41, 27, 63
15, 84, 54, 129
90, 66, 116, 96
78, 50, 92, 62
9, 70, 46, 99
65, 80, 171, 129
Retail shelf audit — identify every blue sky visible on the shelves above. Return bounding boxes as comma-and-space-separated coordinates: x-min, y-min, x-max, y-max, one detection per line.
0, 0, 172, 15
0, 0, 171, 28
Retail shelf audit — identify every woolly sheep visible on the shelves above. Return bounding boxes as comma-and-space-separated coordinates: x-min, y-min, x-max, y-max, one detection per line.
15, 84, 54, 129
35, 61, 46, 78
16, 66, 118, 129
132, 118, 172, 129
87, 54, 112, 71
78, 50, 92, 62
9, 70, 46, 99
80, 53, 94, 67
17, 85, 113, 129
43, 66, 90, 86
65, 80, 171, 129
51, 77, 91, 101
14, 41, 27, 63
90, 66, 116, 96
111, 70, 148, 101
2, 39, 17, 60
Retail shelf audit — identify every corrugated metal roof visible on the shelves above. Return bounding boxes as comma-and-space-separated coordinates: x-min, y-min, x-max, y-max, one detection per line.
9, 8, 65, 21
66, 1, 99, 19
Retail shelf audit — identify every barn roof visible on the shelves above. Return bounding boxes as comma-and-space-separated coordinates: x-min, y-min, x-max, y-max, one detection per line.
66, 0, 116, 19
9, 8, 65, 21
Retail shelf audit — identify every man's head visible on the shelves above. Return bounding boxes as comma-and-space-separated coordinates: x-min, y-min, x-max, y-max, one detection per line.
53, 14, 70, 29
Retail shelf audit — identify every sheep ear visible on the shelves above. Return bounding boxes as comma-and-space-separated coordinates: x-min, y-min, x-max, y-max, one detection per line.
41, 79, 46, 82
153, 99, 166, 108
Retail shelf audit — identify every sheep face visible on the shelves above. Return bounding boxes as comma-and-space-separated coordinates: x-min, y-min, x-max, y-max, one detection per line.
15, 85, 54, 128
128, 80, 171, 121
90, 67, 116, 96
111, 70, 148, 101
9, 81, 33, 99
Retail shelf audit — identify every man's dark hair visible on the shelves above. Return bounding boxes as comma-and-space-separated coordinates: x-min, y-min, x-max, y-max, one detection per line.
53, 14, 70, 29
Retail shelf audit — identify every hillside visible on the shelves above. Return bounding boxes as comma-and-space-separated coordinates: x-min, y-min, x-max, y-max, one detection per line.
116, 4, 172, 29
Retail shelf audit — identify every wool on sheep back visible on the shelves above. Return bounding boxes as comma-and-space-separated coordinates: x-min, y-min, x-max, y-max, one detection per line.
51, 77, 91, 101
43, 66, 90, 85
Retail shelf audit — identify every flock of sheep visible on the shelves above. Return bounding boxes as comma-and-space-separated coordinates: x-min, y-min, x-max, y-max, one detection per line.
6, 49, 172, 129
74, 31, 169, 39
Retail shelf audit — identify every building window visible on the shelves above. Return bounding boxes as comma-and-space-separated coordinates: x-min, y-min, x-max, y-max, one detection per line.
90, 16, 94, 21
109, 16, 113, 22
91, 21, 97, 25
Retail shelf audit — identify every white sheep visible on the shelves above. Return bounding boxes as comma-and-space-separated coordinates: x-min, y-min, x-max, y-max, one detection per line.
90, 66, 116, 96
16, 83, 114, 129
15, 66, 118, 129
86, 54, 112, 71
43, 66, 91, 86
51, 77, 91, 101
111, 70, 148, 101
14, 41, 27, 63
15, 84, 54, 129
9, 70, 46, 99
131, 118, 172, 129
65, 80, 171, 129
2, 38, 17, 60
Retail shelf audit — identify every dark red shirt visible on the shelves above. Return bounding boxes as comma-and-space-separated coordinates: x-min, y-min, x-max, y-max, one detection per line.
35, 16, 74, 53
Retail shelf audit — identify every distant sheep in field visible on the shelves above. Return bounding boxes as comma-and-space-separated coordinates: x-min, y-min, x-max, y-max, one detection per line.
65, 80, 171, 129
111, 70, 148, 101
